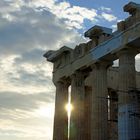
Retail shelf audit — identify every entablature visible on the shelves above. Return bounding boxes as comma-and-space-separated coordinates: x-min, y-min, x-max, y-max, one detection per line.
44, 46, 73, 70
52, 21, 140, 83
117, 2, 140, 31
44, 2, 140, 83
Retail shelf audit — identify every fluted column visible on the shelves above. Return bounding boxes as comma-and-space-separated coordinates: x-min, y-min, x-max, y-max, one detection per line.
91, 62, 111, 140
118, 49, 140, 140
109, 91, 118, 140
70, 71, 86, 140
53, 80, 69, 140
85, 86, 92, 140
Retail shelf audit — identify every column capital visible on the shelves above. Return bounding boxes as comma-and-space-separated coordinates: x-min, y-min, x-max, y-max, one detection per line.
117, 48, 138, 57
54, 78, 70, 88
71, 71, 87, 88
71, 70, 88, 79
91, 60, 113, 70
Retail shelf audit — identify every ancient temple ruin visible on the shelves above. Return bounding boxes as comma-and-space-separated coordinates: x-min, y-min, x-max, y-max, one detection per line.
44, 2, 140, 140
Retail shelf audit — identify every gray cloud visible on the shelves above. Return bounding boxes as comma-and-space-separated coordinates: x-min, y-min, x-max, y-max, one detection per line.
9, 69, 52, 86
0, 0, 82, 101
0, 91, 54, 111
0, 1, 121, 140
15, 48, 45, 64
0, 5, 84, 55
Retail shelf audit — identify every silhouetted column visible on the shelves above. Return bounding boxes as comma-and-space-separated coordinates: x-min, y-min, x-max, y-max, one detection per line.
108, 91, 118, 140
85, 86, 92, 140
91, 62, 111, 140
53, 80, 69, 140
70, 71, 85, 140
118, 49, 140, 140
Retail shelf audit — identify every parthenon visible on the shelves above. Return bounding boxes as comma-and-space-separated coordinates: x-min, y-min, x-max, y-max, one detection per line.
44, 2, 140, 140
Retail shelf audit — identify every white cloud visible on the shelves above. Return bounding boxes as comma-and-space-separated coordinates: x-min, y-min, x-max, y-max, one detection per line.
0, 0, 119, 140
52, 5, 97, 27
0, 0, 118, 29
26, 0, 98, 29
0, 9, 84, 54
111, 24, 117, 31
101, 12, 117, 22
100, 6, 112, 12
0, 91, 55, 140
0, 1, 85, 139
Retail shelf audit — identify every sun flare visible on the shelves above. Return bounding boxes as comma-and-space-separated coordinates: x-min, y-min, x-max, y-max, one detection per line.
65, 103, 73, 117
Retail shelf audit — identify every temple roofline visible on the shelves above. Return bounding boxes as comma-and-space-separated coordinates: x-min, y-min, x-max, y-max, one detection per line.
124, 2, 140, 15
84, 25, 112, 39
43, 46, 73, 62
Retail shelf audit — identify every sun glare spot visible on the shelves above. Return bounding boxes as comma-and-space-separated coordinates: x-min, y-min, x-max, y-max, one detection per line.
65, 103, 73, 117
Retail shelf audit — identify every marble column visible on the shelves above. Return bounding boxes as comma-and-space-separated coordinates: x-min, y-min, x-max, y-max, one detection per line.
53, 80, 69, 140
85, 86, 92, 140
108, 91, 118, 140
70, 71, 86, 140
91, 62, 111, 140
118, 49, 140, 140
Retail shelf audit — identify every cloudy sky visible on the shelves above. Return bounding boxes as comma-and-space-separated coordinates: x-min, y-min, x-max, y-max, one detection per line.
0, 0, 140, 140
